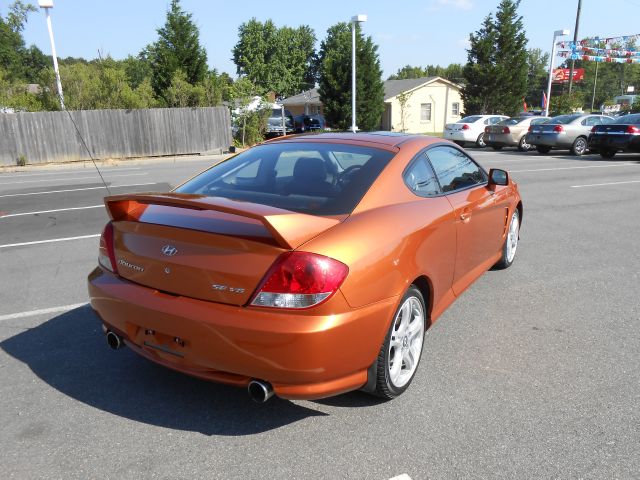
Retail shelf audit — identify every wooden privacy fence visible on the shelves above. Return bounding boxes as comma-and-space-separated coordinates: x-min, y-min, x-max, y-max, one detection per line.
0, 107, 232, 166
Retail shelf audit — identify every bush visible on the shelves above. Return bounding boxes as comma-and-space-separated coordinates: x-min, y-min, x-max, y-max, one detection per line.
16, 154, 27, 166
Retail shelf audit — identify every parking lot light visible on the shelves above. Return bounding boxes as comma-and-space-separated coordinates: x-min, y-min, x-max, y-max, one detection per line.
350, 14, 367, 133
545, 29, 570, 117
38, 0, 65, 110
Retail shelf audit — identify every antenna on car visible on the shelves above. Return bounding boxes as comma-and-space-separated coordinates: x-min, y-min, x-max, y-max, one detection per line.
64, 109, 111, 195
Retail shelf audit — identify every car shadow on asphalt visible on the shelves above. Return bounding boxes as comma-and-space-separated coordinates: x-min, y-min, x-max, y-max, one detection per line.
0, 305, 326, 436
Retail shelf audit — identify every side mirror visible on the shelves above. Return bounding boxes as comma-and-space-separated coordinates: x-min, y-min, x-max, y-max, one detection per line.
488, 168, 508, 186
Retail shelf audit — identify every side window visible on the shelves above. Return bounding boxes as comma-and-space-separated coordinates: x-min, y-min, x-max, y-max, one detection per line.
403, 154, 440, 197
583, 116, 601, 126
489, 117, 503, 124
426, 146, 487, 193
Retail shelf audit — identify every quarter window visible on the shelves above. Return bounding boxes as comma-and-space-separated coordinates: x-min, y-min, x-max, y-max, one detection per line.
421, 103, 432, 122
403, 154, 440, 197
426, 146, 486, 193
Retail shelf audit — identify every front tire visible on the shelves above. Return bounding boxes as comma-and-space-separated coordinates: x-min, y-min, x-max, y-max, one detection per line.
494, 209, 520, 270
373, 286, 426, 399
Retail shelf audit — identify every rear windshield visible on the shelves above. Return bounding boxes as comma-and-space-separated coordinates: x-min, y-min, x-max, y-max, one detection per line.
531, 117, 550, 125
615, 114, 640, 124
549, 114, 582, 124
459, 115, 482, 123
175, 143, 395, 216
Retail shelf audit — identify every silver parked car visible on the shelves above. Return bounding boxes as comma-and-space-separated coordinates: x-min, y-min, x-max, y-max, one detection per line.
525, 113, 613, 156
485, 116, 550, 151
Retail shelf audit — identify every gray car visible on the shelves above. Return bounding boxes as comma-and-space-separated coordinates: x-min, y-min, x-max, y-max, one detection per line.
525, 113, 613, 155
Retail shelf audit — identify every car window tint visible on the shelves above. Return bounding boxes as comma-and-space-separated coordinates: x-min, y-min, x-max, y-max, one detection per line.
618, 114, 640, 124
582, 116, 601, 126
175, 143, 395, 216
404, 154, 440, 197
459, 115, 482, 123
499, 118, 521, 125
426, 146, 486, 193
551, 114, 581, 124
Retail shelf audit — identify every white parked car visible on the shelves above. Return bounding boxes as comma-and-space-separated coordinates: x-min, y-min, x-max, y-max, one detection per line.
444, 115, 509, 147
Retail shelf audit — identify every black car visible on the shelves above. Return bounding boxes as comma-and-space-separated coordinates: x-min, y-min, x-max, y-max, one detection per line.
266, 108, 295, 137
588, 113, 640, 159
293, 114, 328, 133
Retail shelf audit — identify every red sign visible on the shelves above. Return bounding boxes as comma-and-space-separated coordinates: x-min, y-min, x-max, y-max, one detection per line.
552, 68, 585, 83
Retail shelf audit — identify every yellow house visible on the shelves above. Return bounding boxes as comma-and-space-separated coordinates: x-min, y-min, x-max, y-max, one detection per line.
381, 76, 464, 134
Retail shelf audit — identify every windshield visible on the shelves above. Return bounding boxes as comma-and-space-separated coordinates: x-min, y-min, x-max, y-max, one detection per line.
175, 142, 395, 216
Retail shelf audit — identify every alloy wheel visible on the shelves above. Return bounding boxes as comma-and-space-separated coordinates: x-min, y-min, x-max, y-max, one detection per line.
388, 296, 425, 388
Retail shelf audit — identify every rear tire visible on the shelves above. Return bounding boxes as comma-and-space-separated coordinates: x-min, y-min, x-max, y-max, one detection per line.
494, 209, 520, 270
517, 135, 531, 151
373, 286, 426, 399
536, 146, 551, 154
600, 149, 616, 159
475, 133, 486, 148
571, 137, 587, 156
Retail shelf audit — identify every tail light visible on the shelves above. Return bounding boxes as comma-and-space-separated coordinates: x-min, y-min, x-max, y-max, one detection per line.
251, 252, 348, 309
462, 124, 470, 130
484, 126, 490, 133
98, 222, 118, 274
528, 125, 533, 132
553, 125, 565, 133
591, 126, 598, 133
626, 125, 640, 134
502, 127, 510, 134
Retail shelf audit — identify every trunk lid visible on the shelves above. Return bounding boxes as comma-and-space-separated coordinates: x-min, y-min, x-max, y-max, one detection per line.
104, 193, 341, 305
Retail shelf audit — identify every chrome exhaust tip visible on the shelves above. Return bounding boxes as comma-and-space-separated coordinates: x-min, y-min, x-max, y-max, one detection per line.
106, 331, 124, 350
248, 380, 274, 403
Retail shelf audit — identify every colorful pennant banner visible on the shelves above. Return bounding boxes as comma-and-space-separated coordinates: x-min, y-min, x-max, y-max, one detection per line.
556, 33, 640, 65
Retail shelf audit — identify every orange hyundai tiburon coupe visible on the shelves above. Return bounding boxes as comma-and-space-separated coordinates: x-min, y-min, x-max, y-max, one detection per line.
88, 133, 522, 402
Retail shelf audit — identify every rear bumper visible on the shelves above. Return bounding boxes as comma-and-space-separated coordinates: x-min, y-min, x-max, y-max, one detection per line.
485, 133, 518, 147
525, 132, 573, 148
588, 134, 640, 152
87, 267, 397, 400
444, 130, 476, 142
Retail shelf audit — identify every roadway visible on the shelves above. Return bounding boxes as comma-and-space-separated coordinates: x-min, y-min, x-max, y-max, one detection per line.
1, 149, 639, 479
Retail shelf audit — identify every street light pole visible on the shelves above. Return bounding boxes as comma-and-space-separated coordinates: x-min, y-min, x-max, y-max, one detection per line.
545, 29, 570, 117
350, 14, 367, 133
39, 0, 64, 110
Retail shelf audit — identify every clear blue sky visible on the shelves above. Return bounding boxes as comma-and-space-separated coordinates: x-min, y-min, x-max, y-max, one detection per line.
13, 0, 640, 79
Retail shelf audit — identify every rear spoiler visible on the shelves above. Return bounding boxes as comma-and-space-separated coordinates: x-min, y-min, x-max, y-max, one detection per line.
104, 193, 340, 250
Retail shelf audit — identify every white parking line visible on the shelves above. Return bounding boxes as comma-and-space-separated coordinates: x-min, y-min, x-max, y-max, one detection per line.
0, 182, 158, 198
511, 163, 640, 173
570, 179, 640, 188
0, 167, 141, 178
0, 205, 104, 218
0, 234, 100, 249
0, 302, 88, 322
0, 172, 148, 185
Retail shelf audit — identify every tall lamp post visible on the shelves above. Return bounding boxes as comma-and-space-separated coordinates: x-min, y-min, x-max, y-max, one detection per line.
545, 29, 570, 117
38, 0, 65, 110
350, 14, 367, 133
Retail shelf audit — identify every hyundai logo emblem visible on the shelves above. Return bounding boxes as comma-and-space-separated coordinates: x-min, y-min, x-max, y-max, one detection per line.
161, 245, 178, 256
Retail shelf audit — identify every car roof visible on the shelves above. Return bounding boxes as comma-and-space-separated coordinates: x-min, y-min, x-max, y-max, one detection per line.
264, 131, 442, 149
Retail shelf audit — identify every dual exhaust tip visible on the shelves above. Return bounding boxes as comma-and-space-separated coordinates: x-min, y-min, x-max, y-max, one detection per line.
105, 329, 275, 402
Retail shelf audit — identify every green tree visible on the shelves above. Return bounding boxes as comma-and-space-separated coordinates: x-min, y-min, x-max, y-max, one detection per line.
388, 65, 427, 80
146, 0, 207, 100
462, 14, 497, 114
317, 22, 385, 131
232, 18, 317, 98
525, 48, 548, 109
462, 0, 528, 115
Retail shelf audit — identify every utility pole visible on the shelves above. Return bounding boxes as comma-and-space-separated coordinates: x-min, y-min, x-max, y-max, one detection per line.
568, 0, 582, 94
38, 0, 64, 110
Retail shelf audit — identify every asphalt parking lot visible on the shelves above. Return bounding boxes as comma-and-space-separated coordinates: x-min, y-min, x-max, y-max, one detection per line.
1, 147, 639, 479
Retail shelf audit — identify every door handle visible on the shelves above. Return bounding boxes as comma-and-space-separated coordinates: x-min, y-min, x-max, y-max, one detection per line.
460, 212, 471, 222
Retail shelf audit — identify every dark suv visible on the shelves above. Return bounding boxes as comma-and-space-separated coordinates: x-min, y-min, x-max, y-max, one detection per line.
266, 108, 295, 137
294, 114, 328, 133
